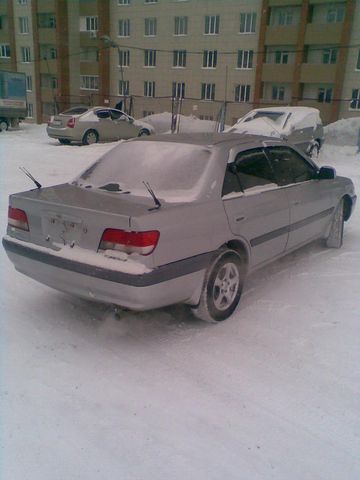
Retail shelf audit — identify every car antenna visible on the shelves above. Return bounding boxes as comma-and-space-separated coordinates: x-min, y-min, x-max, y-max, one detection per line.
19, 166, 42, 189
143, 181, 161, 210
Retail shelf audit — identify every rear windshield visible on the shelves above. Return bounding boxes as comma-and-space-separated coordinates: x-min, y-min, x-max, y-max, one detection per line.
61, 107, 89, 115
73, 141, 212, 202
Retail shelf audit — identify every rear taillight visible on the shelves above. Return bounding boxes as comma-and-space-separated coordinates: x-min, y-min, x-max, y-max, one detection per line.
67, 117, 75, 128
99, 229, 160, 256
8, 206, 29, 231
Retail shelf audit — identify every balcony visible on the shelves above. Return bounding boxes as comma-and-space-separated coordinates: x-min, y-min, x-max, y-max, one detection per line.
300, 63, 337, 84
39, 58, 57, 75
38, 28, 56, 44
304, 23, 342, 45
265, 26, 299, 46
262, 64, 294, 83
80, 62, 99, 76
80, 31, 98, 47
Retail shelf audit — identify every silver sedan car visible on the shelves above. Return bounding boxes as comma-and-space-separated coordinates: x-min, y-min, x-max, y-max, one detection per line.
47, 106, 154, 145
3, 134, 356, 322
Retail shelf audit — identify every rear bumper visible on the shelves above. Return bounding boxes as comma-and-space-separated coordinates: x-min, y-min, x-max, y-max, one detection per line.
46, 126, 78, 141
2, 236, 210, 310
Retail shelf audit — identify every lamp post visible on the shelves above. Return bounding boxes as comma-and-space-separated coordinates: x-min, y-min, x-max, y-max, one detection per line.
100, 35, 126, 112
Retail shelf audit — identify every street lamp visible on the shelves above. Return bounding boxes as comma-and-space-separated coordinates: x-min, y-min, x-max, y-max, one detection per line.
100, 35, 126, 112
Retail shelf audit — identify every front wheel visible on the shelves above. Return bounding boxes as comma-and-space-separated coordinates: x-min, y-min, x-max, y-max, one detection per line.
0, 119, 9, 132
309, 141, 320, 159
82, 129, 99, 145
326, 199, 344, 248
138, 129, 150, 137
191, 249, 245, 323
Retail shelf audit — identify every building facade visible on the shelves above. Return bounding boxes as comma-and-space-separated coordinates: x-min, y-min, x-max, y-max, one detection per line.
0, 0, 359, 125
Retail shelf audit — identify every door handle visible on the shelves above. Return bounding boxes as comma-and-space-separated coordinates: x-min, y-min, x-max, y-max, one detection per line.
291, 201, 301, 206
235, 216, 246, 222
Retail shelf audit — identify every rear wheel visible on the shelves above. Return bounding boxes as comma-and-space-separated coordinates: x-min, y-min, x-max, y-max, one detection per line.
191, 249, 246, 323
58, 138, 71, 145
0, 119, 9, 132
82, 129, 99, 145
326, 199, 344, 248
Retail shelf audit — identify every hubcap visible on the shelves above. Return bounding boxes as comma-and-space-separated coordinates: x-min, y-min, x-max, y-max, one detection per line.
87, 132, 97, 144
0, 121, 7, 131
212, 262, 240, 311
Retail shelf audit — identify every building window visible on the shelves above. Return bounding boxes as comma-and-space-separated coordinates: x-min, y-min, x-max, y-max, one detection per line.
357, 50, 360, 70
235, 84, 250, 102
145, 17, 157, 36
318, 87, 332, 103
80, 75, 99, 90
350, 89, 360, 110
118, 80, 129, 95
86, 16, 98, 31
173, 50, 186, 67
322, 48, 337, 64
145, 0, 157, 3
118, 49, 130, 66
174, 16, 188, 35
27, 103, 33, 118
26, 75, 32, 91
19, 16, 29, 34
21, 46, 31, 62
144, 81, 156, 97
201, 83, 215, 101
199, 115, 213, 121
41, 74, 58, 89
118, 0, 130, 4
144, 49, 156, 67
118, 19, 130, 36
43, 102, 56, 115
270, 7, 295, 26
203, 50, 217, 68
326, 6, 345, 23
240, 12, 256, 33
204, 15, 219, 34
0, 44, 11, 58
272, 85, 285, 100
275, 51, 289, 64
237, 50, 253, 69
18, 0, 28, 5
38, 13, 56, 28
40, 45, 57, 60
172, 81, 185, 98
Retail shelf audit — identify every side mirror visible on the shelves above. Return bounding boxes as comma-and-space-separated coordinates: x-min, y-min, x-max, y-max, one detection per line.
318, 166, 336, 180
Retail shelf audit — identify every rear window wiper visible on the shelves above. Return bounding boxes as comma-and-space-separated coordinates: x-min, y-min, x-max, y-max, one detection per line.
143, 181, 161, 210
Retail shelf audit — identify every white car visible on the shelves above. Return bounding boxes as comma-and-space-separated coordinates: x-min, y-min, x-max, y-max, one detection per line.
225, 107, 324, 157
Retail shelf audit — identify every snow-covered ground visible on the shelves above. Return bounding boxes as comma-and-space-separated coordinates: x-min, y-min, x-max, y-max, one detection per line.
1, 122, 360, 480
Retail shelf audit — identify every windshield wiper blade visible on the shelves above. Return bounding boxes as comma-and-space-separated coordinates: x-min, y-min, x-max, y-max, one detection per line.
143, 181, 161, 210
19, 166, 42, 189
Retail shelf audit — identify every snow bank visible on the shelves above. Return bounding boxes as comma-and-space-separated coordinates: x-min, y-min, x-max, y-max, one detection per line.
324, 116, 360, 146
138, 112, 218, 134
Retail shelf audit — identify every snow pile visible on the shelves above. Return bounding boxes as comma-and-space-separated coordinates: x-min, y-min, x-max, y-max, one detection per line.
139, 112, 217, 134
324, 116, 360, 146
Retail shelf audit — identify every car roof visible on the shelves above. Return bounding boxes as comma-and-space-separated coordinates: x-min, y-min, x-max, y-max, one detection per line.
133, 132, 283, 149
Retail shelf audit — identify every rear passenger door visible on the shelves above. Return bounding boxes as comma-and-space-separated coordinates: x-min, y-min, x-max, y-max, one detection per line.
222, 148, 290, 267
265, 146, 335, 250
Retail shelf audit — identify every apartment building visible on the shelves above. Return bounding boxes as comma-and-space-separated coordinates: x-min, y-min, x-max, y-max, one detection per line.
0, 0, 359, 125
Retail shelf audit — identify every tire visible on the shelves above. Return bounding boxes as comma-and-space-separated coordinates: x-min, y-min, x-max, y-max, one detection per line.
138, 129, 150, 137
191, 249, 246, 323
58, 138, 71, 145
82, 129, 99, 145
309, 141, 320, 159
0, 119, 9, 132
326, 199, 344, 248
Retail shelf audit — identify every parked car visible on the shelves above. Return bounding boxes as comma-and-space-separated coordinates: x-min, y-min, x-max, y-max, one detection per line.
47, 106, 154, 145
3, 133, 356, 322
225, 107, 324, 158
